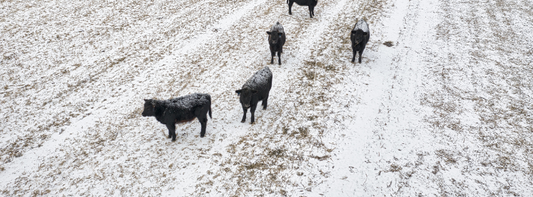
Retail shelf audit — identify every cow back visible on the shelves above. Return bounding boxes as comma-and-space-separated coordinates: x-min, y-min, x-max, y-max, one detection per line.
270, 22, 285, 34
166, 93, 211, 122
168, 93, 210, 109
269, 22, 285, 46
243, 67, 272, 92
353, 19, 369, 33
290, 0, 318, 6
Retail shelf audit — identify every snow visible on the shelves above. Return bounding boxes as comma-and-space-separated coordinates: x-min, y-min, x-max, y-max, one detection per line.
1, 0, 532, 196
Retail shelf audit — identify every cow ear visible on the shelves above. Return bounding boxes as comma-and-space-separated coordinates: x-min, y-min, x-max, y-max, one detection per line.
266, 31, 271, 35
235, 90, 242, 95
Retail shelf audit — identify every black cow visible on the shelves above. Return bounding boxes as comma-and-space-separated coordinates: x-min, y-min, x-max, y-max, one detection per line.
267, 22, 286, 65
235, 67, 273, 124
142, 93, 212, 141
351, 19, 370, 63
288, 0, 318, 18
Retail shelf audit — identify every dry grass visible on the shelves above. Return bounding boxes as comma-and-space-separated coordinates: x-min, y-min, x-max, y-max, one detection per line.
418, 0, 533, 195
186, 0, 393, 194
10, 0, 531, 195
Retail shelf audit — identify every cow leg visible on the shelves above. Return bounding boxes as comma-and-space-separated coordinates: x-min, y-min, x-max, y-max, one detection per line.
352, 47, 357, 62
270, 50, 275, 64
278, 50, 282, 65
194, 108, 208, 137
198, 116, 207, 137
288, 2, 294, 15
309, 7, 313, 18
166, 123, 177, 141
241, 107, 248, 123
358, 47, 365, 63
262, 95, 269, 110
250, 104, 257, 124
280, 37, 285, 54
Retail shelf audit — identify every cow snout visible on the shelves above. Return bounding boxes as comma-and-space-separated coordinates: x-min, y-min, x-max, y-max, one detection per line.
244, 104, 251, 108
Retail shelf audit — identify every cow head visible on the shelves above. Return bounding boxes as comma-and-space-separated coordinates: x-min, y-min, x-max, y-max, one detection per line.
142, 99, 156, 117
267, 30, 283, 45
235, 88, 257, 109
351, 29, 368, 45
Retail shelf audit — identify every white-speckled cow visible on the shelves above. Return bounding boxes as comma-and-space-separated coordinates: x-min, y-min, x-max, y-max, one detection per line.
351, 19, 370, 63
142, 93, 212, 141
267, 22, 286, 65
235, 67, 273, 124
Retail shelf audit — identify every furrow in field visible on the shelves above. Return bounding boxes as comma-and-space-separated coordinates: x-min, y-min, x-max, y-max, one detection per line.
0, 0, 270, 194
0, 0, 255, 165
178, 0, 390, 195
415, 0, 533, 195
0, 0, 219, 164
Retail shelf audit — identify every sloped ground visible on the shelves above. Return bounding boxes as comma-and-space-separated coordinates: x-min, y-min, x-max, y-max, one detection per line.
1, 0, 532, 196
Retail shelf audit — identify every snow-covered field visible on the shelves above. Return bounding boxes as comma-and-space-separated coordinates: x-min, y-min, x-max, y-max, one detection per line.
1, 0, 532, 196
